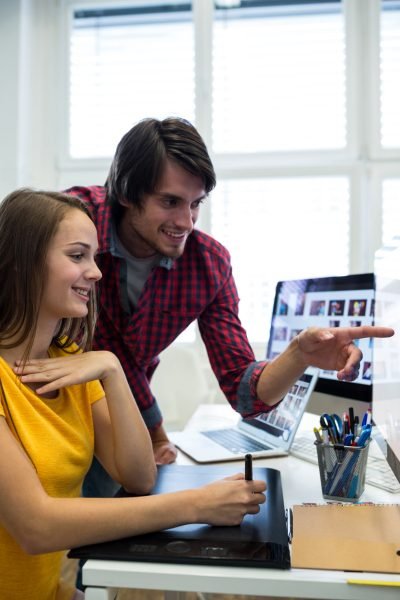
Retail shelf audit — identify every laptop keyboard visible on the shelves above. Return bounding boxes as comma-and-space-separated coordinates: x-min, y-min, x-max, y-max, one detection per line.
291, 433, 400, 494
201, 428, 273, 454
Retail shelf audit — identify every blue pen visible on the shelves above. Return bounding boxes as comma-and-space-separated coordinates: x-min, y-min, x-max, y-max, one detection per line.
355, 424, 372, 447
343, 433, 354, 446
361, 408, 372, 427
347, 474, 359, 498
327, 451, 355, 496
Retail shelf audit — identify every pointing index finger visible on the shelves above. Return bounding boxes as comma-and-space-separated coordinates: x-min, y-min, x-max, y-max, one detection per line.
346, 325, 394, 340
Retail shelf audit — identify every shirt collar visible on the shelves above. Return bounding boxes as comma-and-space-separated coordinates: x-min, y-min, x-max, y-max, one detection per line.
109, 224, 175, 270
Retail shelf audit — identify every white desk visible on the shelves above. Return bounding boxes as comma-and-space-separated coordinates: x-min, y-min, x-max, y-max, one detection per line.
83, 406, 400, 600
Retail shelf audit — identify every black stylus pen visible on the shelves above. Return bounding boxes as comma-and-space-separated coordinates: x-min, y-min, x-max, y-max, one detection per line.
245, 453, 253, 481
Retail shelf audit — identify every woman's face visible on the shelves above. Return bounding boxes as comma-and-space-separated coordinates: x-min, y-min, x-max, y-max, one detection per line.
40, 209, 101, 324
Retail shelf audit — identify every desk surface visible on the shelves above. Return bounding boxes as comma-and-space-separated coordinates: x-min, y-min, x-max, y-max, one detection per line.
82, 406, 400, 600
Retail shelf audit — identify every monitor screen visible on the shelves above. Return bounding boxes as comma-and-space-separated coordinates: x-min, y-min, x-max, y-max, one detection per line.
266, 273, 375, 402
373, 241, 400, 484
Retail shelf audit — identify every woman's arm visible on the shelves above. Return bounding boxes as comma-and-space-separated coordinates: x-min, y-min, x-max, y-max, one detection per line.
15, 351, 157, 494
0, 417, 265, 555
90, 355, 156, 494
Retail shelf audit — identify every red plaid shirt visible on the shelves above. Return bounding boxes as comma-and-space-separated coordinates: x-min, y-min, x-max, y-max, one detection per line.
66, 186, 268, 428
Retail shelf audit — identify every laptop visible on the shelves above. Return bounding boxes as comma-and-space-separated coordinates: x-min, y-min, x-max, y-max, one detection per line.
169, 367, 319, 463
68, 464, 291, 569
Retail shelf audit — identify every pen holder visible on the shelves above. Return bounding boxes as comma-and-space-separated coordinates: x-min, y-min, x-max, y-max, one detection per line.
315, 441, 370, 502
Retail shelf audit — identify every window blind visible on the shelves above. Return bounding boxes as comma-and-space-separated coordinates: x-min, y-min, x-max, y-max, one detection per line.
380, 0, 400, 148
70, 3, 194, 158
212, 1, 346, 153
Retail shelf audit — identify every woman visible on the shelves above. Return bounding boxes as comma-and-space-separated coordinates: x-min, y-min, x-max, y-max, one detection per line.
0, 189, 266, 600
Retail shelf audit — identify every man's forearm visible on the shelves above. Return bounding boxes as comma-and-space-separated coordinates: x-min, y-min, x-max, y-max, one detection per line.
256, 337, 307, 407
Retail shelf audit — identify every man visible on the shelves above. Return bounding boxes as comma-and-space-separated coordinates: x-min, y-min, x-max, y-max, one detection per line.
66, 116, 393, 486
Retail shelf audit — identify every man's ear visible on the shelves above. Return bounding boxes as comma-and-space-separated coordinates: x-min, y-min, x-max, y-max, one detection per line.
119, 196, 130, 208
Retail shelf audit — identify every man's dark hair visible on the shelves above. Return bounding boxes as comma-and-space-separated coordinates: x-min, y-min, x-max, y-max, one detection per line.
105, 117, 216, 220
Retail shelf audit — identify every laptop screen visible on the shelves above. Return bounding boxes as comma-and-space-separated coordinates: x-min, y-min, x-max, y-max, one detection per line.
243, 370, 317, 444
266, 273, 375, 402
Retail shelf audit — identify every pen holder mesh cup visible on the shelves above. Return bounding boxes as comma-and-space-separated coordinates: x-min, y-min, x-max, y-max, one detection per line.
315, 441, 370, 502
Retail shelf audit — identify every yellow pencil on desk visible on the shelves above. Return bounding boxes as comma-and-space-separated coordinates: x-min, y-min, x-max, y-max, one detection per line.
347, 579, 400, 587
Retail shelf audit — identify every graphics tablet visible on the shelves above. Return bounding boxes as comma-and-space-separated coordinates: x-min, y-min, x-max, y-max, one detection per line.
68, 464, 290, 569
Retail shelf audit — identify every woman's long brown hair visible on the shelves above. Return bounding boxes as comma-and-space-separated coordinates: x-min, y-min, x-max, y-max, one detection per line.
0, 188, 98, 359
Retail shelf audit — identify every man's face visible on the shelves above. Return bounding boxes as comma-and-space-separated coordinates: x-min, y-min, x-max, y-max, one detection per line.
117, 159, 206, 259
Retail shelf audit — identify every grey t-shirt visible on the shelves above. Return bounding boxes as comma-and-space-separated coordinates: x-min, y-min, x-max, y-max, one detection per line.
113, 231, 161, 309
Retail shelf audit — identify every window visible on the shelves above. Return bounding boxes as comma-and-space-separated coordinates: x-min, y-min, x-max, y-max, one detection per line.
380, 0, 400, 148
382, 179, 400, 245
68, 0, 346, 156
62, 0, 400, 346
212, 177, 349, 340
212, 1, 346, 152
69, 2, 194, 158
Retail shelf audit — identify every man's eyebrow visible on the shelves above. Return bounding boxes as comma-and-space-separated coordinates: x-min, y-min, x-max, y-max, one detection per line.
157, 192, 207, 202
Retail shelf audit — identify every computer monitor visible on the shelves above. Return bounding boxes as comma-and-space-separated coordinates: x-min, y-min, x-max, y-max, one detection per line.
373, 240, 400, 484
266, 273, 375, 402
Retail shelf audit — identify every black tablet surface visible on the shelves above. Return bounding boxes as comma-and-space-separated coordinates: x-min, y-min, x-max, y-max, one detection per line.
68, 464, 290, 569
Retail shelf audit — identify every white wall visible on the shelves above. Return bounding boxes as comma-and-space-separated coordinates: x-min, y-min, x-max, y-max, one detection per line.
0, 0, 22, 196
0, 0, 60, 199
